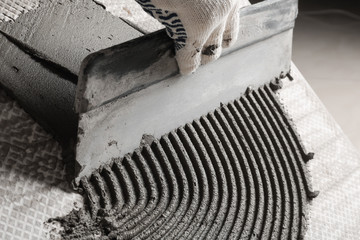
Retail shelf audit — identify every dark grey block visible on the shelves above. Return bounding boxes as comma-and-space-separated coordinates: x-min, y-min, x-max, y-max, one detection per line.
0, 0, 143, 141
0, 35, 78, 141
0, 0, 143, 75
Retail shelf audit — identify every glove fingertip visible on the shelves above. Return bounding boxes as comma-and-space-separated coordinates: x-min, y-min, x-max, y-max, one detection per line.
175, 46, 202, 75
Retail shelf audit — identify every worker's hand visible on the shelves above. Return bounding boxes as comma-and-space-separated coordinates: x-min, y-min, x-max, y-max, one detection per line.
135, 0, 251, 75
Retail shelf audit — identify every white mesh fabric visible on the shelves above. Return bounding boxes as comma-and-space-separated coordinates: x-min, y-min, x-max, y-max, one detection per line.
0, 88, 83, 240
278, 64, 360, 240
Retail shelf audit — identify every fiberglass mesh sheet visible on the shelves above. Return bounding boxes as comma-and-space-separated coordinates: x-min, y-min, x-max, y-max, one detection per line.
279, 64, 360, 239
0, 87, 83, 240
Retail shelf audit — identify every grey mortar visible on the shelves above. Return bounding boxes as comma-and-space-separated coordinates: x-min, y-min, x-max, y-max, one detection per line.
0, 0, 142, 76
0, 0, 142, 142
52, 79, 319, 239
0, 36, 78, 142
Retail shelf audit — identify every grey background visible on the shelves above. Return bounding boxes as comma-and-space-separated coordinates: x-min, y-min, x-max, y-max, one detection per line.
293, 0, 360, 151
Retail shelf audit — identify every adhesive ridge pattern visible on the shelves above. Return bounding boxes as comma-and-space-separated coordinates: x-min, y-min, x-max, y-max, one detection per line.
58, 81, 318, 239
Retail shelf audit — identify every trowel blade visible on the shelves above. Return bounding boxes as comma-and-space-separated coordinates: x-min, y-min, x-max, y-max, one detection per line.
74, 0, 298, 183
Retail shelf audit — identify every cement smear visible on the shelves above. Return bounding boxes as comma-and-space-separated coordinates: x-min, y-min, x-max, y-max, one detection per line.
0, 0, 142, 75
0, 0, 142, 142
54, 81, 318, 239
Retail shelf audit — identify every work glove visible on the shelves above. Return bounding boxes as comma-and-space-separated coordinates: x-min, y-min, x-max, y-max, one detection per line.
135, 0, 251, 75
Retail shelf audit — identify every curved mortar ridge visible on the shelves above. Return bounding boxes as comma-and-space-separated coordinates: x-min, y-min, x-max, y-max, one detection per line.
57, 81, 317, 239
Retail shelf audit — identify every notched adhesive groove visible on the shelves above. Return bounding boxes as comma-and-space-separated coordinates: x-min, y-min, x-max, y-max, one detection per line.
55, 79, 317, 239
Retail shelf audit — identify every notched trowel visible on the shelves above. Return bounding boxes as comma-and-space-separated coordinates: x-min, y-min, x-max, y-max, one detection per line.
73, 0, 298, 184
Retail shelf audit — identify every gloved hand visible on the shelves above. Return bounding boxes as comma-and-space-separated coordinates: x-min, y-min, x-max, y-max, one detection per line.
135, 0, 251, 75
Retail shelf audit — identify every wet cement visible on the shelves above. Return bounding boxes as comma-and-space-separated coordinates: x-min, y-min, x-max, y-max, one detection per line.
54, 80, 318, 239
0, 0, 142, 76
0, 0, 142, 142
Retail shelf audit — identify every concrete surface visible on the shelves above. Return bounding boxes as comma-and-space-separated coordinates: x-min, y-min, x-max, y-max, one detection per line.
0, 0, 142, 141
2, 61, 360, 239
0, 1, 359, 239
0, 34, 78, 142
0, 0, 39, 22
0, 0, 142, 75
59, 79, 315, 239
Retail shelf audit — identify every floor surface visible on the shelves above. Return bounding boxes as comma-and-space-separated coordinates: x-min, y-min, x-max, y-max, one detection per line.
0, 2, 359, 239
